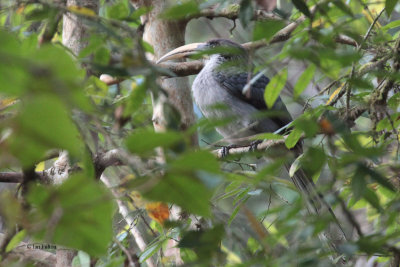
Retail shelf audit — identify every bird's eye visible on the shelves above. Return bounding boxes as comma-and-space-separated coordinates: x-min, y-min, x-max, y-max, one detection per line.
208, 41, 219, 48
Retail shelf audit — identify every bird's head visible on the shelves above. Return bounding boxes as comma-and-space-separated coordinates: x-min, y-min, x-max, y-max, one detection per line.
156, 39, 247, 64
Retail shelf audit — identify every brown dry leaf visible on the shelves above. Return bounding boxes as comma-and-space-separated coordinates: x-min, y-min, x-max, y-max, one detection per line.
145, 202, 169, 224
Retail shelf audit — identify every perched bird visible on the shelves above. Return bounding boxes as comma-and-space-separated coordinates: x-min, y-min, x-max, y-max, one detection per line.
158, 39, 290, 143
157, 39, 347, 251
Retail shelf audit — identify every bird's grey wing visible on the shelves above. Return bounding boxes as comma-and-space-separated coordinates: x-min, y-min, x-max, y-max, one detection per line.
213, 71, 292, 130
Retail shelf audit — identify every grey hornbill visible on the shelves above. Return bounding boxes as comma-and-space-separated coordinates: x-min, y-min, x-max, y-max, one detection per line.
157, 39, 347, 251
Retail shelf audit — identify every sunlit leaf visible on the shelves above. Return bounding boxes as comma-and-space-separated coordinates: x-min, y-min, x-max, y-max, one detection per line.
264, 68, 287, 109
289, 154, 303, 177
68, 6, 96, 17
326, 84, 344, 105
294, 64, 316, 98
382, 19, 400, 32
285, 128, 303, 149
5, 230, 27, 252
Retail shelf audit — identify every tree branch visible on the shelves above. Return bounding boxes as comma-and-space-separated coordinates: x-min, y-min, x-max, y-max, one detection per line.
94, 149, 124, 179
0, 233, 56, 267
212, 136, 289, 158
102, 5, 358, 82
157, 61, 205, 77
156, 7, 357, 78
186, 4, 281, 22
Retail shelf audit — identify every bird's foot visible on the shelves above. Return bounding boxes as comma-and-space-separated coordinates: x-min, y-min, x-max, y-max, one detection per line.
248, 140, 262, 152
220, 144, 239, 158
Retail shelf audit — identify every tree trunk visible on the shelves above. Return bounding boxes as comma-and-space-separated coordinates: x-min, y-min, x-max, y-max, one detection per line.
62, 0, 99, 56
132, 0, 197, 144
130, 1, 198, 264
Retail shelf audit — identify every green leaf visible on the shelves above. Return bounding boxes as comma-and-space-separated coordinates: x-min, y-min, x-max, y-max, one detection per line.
169, 150, 220, 174
93, 47, 110, 65
294, 117, 319, 137
239, 0, 253, 27
351, 166, 367, 200
228, 203, 242, 226
364, 188, 382, 211
125, 129, 182, 154
5, 230, 27, 252
12, 95, 83, 166
285, 128, 303, 149
301, 147, 326, 176
179, 225, 224, 258
253, 20, 286, 41
144, 174, 213, 217
271, 183, 299, 204
360, 164, 396, 192
382, 19, 400, 32
85, 76, 109, 104
125, 82, 148, 115
72, 251, 91, 267
386, 0, 399, 16
160, 1, 199, 19
289, 154, 303, 177
27, 175, 114, 256
106, 1, 129, 20
252, 133, 283, 140
25, 6, 55, 21
264, 68, 288, 109
332, 0, 354, 17
294, 64, 316, 98
292, 0, 311, 17
139, 240, 164, 263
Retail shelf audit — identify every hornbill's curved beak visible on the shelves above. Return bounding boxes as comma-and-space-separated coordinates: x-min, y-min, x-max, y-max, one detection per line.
156, 43, 206, 64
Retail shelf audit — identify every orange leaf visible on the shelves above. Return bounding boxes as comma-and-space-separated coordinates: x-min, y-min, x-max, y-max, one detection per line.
146, 202, 169, 224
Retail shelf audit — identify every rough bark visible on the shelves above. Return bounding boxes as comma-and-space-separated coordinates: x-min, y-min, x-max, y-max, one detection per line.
62, 0, 99, 56
55, 250, 76, 267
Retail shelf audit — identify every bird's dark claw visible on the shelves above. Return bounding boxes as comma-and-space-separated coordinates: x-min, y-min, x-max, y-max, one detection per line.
248, 140, 262, 152
220, 144, 238, 158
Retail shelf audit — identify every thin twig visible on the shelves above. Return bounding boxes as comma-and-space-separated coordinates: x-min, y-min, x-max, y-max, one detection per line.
101, 174, 156, 267
114, 238, 137, 267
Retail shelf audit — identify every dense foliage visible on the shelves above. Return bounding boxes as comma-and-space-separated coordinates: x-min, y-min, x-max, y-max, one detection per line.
1, 0, 400, 266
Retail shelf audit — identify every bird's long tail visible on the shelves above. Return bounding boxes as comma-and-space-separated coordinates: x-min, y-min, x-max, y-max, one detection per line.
285, 144, 348, 253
